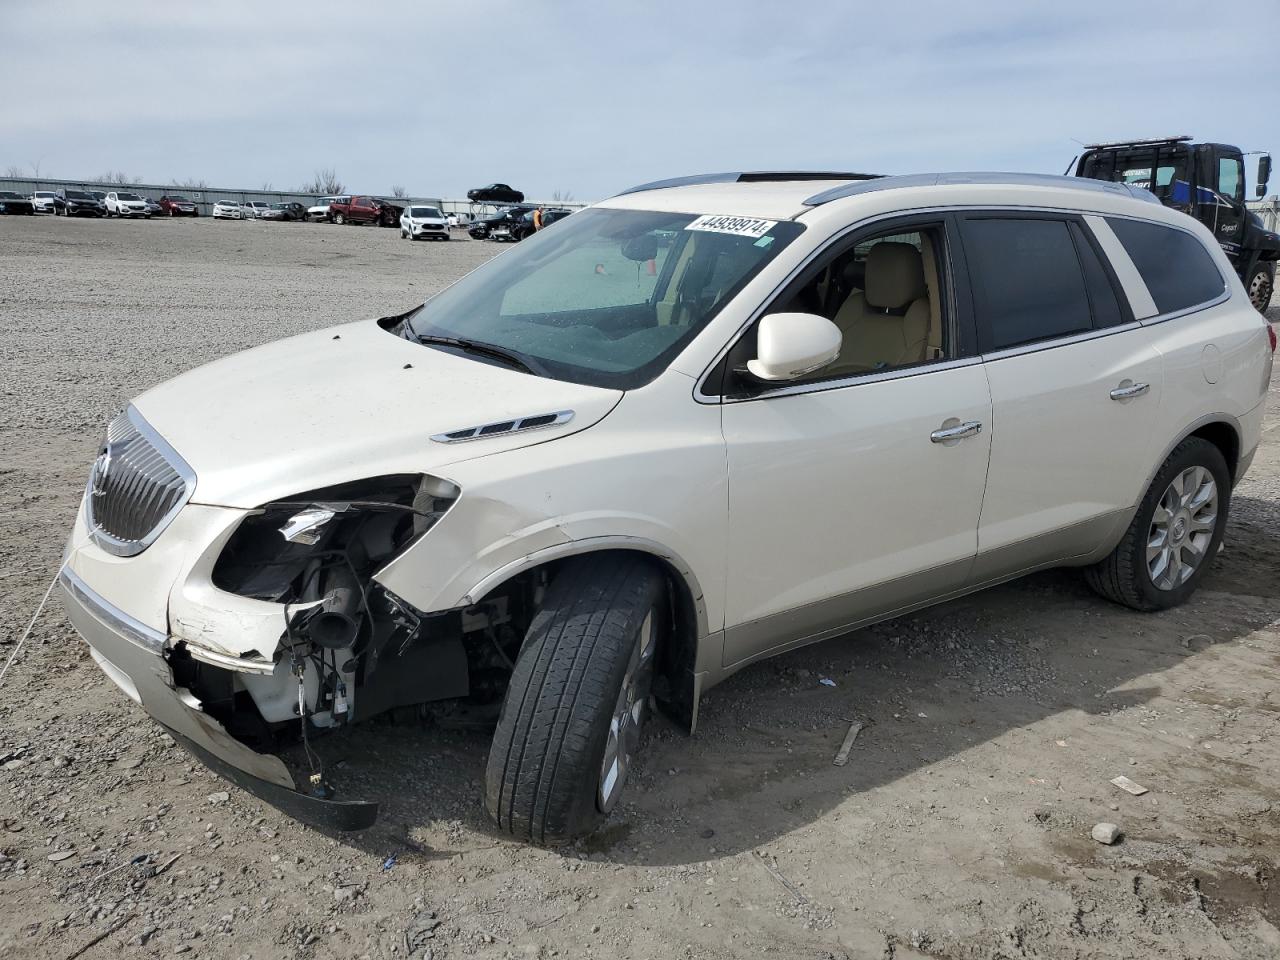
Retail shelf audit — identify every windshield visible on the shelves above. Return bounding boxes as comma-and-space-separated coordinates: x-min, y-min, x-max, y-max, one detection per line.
409, 206, 441, 217
117, 193, 141, 201
169, 195, 190, 202
0, 192, 21, 199
35, 192, 56, 198
403, 207, 803, 389
65, 190, 90, 199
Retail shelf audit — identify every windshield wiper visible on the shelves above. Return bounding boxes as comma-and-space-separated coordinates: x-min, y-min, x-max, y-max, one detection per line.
410, 333, 549, 377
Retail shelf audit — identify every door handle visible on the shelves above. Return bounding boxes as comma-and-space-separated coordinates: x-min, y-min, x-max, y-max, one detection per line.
930, 420, 983, 443
1109, 381, 1150, 401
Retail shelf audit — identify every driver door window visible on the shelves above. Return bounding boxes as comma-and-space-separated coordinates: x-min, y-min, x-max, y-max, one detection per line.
747, 222, 954, 386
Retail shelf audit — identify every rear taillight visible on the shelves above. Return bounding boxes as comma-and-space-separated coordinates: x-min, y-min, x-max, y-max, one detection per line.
1268, 323, 1277, 353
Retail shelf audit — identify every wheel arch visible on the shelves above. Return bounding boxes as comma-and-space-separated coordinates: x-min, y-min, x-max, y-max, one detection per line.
463, 538, 710, 731
1142, 414, 1243, 495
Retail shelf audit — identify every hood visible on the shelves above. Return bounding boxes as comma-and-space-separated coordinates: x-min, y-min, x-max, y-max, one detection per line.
131, 319, 623, 508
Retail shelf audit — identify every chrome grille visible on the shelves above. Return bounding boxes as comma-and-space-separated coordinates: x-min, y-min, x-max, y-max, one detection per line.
85, 407, 194, 556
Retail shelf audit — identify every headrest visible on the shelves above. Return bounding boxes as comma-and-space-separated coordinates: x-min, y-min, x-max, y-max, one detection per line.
865, 242, 927, 309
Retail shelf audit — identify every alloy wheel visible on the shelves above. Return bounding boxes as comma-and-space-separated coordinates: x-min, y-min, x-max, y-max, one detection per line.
1147, 465, 1218, 590
597, 610, 657, 813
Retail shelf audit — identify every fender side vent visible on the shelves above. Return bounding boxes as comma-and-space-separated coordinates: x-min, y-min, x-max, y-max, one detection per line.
432, 410, 574, 443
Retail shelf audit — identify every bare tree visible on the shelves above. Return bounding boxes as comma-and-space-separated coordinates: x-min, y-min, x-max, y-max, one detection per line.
551, 189, 574, 203
299, 167, 344, 194
391, 184, 408, 199
92, 171, 143, 186
260, 181, 274, 191
3, 165, 23, 178
176, 178, 210, 190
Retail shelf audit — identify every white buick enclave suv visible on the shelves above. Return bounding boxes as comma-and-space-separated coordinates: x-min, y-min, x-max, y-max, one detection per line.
60, 172, 1274, 842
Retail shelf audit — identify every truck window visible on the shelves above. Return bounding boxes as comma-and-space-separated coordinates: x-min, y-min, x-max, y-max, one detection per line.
1218, 158, 1243, 202
1105, 218, 1225, 315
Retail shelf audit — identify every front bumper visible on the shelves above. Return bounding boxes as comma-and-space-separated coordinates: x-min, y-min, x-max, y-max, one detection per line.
59, 564, 379, 830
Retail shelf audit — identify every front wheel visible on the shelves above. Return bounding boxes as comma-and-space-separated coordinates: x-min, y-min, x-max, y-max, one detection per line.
334, 213, 345, 225
1246, 262, 1274, 314
485, 555, 664, 844
1084, 437, 1229, 611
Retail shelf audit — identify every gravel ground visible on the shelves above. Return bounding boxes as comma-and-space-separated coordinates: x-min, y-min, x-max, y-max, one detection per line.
1, 214, 1278, 960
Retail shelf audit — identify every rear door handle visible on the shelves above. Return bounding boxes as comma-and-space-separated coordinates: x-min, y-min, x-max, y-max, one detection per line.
1109, 381, 1150, 401
930, 420, 983, 443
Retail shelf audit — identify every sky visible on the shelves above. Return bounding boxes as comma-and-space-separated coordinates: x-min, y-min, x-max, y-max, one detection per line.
4, 0, 1277, 201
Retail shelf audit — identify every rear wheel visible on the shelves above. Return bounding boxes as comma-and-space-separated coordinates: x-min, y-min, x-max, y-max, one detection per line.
485, 555, 664, 844
1084, 437, 1229, 611
1246, 263, 1274, 314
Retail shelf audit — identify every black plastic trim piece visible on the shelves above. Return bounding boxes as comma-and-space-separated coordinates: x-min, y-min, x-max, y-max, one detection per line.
165, 725, 380, 832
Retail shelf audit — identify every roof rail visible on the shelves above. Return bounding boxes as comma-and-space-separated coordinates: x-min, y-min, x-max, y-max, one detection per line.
1083, 135, 1193, 150
614, 171, 882, 197
802, 172, 1162, 207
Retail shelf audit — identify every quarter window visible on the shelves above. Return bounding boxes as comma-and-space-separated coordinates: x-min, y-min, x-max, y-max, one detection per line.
1105, 218, 1225, 315
961, 218, 1092, 351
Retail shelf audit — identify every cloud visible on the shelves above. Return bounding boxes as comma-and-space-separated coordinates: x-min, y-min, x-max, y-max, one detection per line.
3, 0, 1273, 198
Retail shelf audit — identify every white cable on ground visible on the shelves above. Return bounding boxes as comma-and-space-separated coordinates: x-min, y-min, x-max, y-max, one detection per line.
0, 572, 60, 689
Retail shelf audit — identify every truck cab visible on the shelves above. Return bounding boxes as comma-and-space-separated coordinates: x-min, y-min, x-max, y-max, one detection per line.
1075, 136, 1279, 312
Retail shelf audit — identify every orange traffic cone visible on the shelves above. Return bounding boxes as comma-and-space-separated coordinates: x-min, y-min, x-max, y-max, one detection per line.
646, 258, 656, 276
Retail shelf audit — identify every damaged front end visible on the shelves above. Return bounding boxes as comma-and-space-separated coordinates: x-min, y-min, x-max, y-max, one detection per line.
66, 470, 545, 831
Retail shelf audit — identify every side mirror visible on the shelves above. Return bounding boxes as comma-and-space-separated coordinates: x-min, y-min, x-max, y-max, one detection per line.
746, 312, 843, 382
1257, 154, 1272, 198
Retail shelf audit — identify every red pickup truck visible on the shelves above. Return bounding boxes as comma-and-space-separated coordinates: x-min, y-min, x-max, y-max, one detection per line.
328, 195, 403, 227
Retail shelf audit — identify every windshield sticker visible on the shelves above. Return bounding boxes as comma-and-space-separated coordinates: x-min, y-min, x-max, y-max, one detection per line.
685, 214, 777, 239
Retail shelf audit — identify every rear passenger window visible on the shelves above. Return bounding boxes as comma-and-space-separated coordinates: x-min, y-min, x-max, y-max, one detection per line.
961, 218, 1092, 351
1105, 218, 1225, 315
1069, 222, 1126, 329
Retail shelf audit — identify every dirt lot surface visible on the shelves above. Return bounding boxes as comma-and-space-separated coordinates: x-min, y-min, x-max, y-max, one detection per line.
1, 214, 1278, 960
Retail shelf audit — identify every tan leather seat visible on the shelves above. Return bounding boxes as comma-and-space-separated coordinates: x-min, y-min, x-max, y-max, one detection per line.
827, 242, 931, 376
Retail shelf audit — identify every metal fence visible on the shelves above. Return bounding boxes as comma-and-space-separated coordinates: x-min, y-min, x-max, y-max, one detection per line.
0, 176, 586, 220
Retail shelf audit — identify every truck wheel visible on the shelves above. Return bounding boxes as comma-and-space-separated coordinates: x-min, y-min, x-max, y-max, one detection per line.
1246, 263, 1274, 314
485, 554, 664, 844
1084, 437, 1229, 611
334, 213, 345, 225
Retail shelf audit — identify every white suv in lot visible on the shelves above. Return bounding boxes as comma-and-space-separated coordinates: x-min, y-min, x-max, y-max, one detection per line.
400, 204, 450, 240
105, 191, 151, 218
60, 172, 1273, 842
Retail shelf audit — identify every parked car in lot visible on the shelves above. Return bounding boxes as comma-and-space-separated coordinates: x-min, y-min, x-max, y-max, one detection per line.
29, 191, 64, 214
400, 204, 450, 240
158, 195, 199, 217
468, 204, 532, 240
57, 189, 106, 217
307, 196, 348, 222
328, 195, 402, 226
57, 171, 1274, 844
144, 197, 164, 217
0, 191, 36, 215
211, 200, 244, 220
261, 202, 306, 221
241, 201, 271, 219
467, 182, 524, 204
511, 207, 572, 241
105, 192, 150, 218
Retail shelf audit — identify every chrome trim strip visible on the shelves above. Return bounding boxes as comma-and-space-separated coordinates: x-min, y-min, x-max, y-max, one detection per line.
802, 172, 1159, 207
58, 565, 166, 656
431, 409, 574, 443
179, 643, 276, 676
979, 320, 1145, 363
724, 357, 983, 403
85, 404, 196, 558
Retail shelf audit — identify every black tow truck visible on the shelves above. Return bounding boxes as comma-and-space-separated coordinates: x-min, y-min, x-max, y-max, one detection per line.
1073, 136, 1278, 312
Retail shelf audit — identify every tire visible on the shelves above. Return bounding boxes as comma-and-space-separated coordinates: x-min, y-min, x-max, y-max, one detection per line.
334, 213, 345, 225
1084, 436, 1230, 611
1245, 262, 1274, 314
485, 554, 665, 844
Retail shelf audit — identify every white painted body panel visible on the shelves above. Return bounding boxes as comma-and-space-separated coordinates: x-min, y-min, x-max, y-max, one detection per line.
721, 364, 992, 666
977, 328, 1164, 554
132, 319, 622, 509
